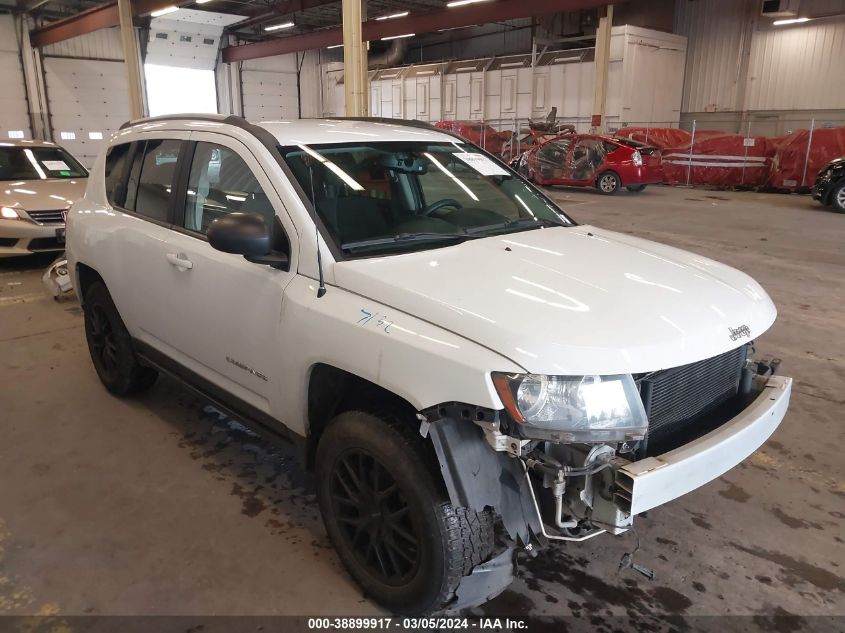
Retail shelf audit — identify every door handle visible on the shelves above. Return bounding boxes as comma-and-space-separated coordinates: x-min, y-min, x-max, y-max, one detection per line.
165, 252, 193, 270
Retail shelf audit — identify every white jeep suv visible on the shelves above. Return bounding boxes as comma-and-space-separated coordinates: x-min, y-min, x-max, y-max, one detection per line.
66, 115, 791, 614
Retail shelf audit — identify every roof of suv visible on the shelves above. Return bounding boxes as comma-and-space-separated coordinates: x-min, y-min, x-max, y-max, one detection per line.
119, 114, 458, 146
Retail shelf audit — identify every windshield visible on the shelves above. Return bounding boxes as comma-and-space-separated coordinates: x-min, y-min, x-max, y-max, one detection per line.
280, 141, 573, 257
0, 146, 88, 181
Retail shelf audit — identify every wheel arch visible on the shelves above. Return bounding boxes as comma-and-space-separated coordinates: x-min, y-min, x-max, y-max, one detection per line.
305, 362, 419, 470
76, 262, 105, 305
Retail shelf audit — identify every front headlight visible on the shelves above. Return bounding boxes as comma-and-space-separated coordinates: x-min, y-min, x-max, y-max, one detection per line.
1, 206, 21, 220
492, 372, 648, 442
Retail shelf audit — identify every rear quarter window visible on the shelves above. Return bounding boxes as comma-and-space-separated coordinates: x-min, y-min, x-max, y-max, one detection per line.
104, 143, 132, 207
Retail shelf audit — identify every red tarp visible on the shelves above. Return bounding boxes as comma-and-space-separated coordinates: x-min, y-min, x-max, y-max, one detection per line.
767, 127, 845, 190
616, 126, 845, 190
661, 134, 774, 188
614, 127, 723, 151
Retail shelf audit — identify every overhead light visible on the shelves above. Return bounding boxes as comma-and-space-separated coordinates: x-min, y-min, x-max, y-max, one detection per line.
264, 21, 294, 31
375, 11, 409, 20
150, 5, 179, 17
195, 0, 212, 4
416, 70, 436, 75
456, 65, 476, 72
773, 16, 810, 25
381, 33, 414, 40
446, 0, 492, 7
327, 44, 343, 49
500, 61, 524, 68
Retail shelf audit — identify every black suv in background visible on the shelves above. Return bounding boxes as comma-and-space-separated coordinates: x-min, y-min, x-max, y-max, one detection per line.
812, 157, 845, 213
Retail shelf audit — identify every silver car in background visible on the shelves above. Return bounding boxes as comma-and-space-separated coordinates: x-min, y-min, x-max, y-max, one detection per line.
0, 140, 88, 258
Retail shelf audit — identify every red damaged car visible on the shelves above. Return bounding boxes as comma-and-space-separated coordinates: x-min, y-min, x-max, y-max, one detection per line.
513, 133, 663, 194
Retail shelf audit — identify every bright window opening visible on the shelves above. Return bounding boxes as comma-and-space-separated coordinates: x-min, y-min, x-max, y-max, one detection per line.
60, 131, 76, 140
145, 64, 218, 117
8, 131, 25, 139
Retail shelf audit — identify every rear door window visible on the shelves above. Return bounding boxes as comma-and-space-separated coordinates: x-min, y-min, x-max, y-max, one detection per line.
126, 139, 181, 223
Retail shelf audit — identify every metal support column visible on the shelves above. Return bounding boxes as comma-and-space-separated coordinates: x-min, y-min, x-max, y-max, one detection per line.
118, 0, 145, 120
342, 0, 367, 116
16, 16, 50, 140
591, 4, 613, 132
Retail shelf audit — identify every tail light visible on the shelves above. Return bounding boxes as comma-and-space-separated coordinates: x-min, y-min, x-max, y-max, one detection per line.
632, 151, 643, 167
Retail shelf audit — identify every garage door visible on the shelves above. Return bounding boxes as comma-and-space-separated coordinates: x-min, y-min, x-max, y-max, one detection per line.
43, 56, 129, 167
241, 56, 299, 121
0, 16, 32, 139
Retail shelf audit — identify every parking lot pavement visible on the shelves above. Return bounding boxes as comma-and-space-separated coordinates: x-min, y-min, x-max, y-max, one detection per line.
0, 186, 843, 625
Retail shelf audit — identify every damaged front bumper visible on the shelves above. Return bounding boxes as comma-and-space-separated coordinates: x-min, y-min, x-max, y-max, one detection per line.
614, 374, 792, 516
427, 373, 792, 543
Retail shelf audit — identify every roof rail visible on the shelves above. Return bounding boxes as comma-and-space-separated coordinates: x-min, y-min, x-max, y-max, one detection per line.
119, 113, 250, 130
304, 116, 438, 130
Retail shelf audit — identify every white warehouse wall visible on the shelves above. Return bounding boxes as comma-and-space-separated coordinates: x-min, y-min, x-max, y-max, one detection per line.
321, 25, 686, 130
0, 15, 32, 139
41, 28, 129, 166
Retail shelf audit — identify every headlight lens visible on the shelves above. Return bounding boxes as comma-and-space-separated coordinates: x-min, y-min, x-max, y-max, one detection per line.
492, 372, 648, 442
1, 206, 21, 220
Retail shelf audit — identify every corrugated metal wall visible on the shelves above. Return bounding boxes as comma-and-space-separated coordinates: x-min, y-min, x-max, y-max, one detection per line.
675, 0, 845, 115
673, 0, 755, 112
746, 20, 845, 110
0, 15, 32, 139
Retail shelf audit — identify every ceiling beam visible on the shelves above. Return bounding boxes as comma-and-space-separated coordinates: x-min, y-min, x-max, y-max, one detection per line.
30, 0, 187, 47
232, 0, 340, 32
222, 0, 610, 63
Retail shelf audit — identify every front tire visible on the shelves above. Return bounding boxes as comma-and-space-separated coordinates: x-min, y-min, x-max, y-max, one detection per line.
597, 171, 621, 194
83, 282, 158, 396
626, 184, 647, 193
316, 410, 495, 615
831, 182, 845, 213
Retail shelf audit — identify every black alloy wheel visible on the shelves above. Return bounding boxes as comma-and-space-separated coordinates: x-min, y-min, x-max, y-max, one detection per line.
329, 448, 421, 585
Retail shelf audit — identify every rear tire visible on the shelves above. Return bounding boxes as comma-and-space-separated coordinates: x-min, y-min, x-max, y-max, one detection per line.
597, 171, 621, 195
316, 410, 495, 615
831, 182, 845, 213
626, 184, 647, 193
83, 282, 158, 396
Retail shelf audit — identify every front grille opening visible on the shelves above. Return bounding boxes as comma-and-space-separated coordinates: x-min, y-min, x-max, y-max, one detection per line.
636, 345, 748, 456
28, 237, 63, 251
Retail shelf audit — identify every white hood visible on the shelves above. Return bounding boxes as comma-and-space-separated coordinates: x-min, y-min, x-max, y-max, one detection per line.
0, 178, 87, 212
333, 225, 776, 375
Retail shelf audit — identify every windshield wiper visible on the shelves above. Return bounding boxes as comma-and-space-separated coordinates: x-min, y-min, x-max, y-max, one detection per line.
465, 217, 568, 235
341, 232, 479, 252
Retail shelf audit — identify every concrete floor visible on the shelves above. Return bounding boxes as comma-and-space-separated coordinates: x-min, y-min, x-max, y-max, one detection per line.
0, 185, 843, 626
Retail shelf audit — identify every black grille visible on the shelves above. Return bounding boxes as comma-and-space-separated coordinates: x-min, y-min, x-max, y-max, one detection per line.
28, 237, 63, 251
28, 209, 65, 224
638, 345, 748, 450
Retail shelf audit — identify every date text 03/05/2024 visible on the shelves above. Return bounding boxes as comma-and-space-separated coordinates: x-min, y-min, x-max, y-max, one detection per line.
306, 617, 529, 630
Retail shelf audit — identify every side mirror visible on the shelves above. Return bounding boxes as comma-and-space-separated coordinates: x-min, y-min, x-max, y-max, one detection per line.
208, 212, 271, 256
208, 212, 289, 269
